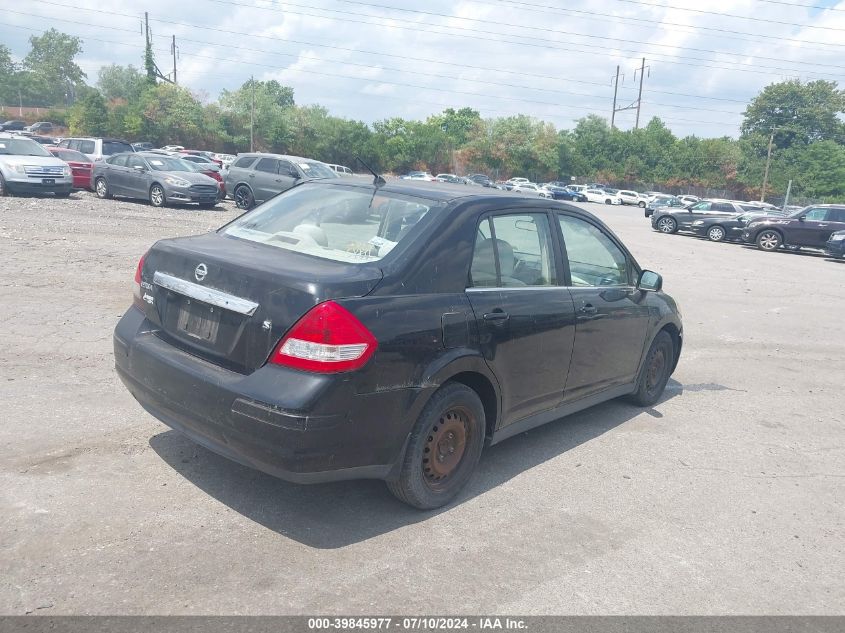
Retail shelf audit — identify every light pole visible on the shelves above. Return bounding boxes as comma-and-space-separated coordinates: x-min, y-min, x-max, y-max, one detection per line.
760, 127, 776, 203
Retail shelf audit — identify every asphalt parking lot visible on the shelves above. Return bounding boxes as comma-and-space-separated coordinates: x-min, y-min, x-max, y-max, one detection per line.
1, 191, 843, 615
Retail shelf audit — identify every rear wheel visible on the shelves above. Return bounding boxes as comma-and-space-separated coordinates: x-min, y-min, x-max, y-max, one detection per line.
95, 177, 111, 199
149, 184, 166, 208
387, 383, 485, 510
605, 198, 613, 205
707, 225, 726, 242
234, 185, 254, 210
628, 331, 674, 407
638, 200, 646, 208
756, 229, 782, 251
656, 216, 677, 233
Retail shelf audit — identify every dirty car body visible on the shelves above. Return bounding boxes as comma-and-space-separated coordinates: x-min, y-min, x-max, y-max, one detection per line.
114, 181, 683, 508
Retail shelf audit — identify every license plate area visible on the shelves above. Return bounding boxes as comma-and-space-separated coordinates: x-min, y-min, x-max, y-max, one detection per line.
176, 298, 220, 343
42, 178, 55, 184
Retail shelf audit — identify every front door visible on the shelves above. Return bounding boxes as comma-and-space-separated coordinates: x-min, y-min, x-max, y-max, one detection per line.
104, 154, 130, 195
465, 211, 576, 427
790, 207, 845, 246
556, 213, 651, 401
124, 154, 149, 198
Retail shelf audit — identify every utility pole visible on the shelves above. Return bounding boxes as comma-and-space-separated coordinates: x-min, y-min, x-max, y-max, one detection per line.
610, 65, 620, 130
171, 35, 177, 85
250, 75, 255, 152
761, 127, 776, 202
782, 179, 792, 211
635, 57, 646, 129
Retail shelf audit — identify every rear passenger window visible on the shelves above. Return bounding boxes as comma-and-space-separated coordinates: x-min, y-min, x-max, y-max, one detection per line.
78, 140, 95, 154
233, 156, 258, 169
255, 158, 278, 173
828, 209, 845, 222
558, 215, 629, 287
712, 203, 734, 212
470, 214, 556, 288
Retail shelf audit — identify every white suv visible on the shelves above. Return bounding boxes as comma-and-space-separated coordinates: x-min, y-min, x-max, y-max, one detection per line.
0, 133, 73, 196
584, 188, 622, 205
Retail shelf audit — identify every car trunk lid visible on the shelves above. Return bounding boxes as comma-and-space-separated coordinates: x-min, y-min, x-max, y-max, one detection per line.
139, 232, 383, 373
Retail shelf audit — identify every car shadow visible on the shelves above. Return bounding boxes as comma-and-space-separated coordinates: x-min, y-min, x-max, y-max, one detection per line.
148, 380, 684, 549
739, 244, 830, 258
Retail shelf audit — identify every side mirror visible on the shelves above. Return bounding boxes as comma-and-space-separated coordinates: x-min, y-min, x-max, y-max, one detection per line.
133, 165, 146, 172
638, 270, 663, 292
798, 215, 805, 222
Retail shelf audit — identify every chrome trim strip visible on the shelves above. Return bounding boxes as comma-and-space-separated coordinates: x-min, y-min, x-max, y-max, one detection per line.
153, 271, 259, 316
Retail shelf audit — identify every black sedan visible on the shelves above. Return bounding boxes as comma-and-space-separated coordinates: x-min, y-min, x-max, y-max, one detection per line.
114, 181, 683, 509
689, 211, 783, 242
546, 185, 587, 202
826, 230, 845, 258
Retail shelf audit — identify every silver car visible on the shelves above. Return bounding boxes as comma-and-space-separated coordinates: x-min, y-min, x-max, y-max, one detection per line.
224, 153, 338, 209
92, 152, 221, 208
0, 133, 73, 196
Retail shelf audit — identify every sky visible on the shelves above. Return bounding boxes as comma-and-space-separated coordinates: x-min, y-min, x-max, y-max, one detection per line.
2, 0, 845, 138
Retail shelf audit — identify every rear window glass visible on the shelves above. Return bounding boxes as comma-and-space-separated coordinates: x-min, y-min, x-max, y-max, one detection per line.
102, 140, 133, 155
53, 149, 89, 162
78, 140, 96, 154
222, 184, 443, 263
233, 156, 258, 168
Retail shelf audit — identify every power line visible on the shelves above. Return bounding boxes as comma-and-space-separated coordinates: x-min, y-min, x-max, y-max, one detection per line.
753, 0, 845, 11
27, 0, 843, 80
608, 0, 845, 30
470, 0, 845, 51
328, 0, 845, 65
0, 14, 746, 116
199, 0, 845, 76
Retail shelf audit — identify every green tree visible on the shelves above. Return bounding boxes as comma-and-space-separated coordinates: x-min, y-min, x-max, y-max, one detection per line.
97, 64, 146, 102
742, 80, 845, 148
218, 79, 296, 150
67, 91, 109, 135
23, 29, 86, 105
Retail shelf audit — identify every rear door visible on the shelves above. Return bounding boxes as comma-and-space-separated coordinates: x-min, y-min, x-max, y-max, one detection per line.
465, 211, 576, 426
105, 154, 130, 195
556, 212, 651, 401
251, 157, 280, 203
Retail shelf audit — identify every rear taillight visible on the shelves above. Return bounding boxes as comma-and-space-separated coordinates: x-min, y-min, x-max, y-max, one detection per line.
269, 301, 377, 373
133, 251, 147, 307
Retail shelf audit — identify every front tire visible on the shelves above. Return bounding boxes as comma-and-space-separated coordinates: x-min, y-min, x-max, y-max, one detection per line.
387, 383, 485, 510
605, 198, 613, 205
95, 177, 111, 199
707, 225, 726, 242
628, 331, 674, 407
638, 201, 646, 208
149, 184, 166, 208
756, 229, 782, 252
656, 216, 678, 233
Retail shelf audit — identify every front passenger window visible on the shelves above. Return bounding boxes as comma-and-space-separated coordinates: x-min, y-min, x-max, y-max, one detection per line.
803, 208, 829, 221
558, 215, 629, 287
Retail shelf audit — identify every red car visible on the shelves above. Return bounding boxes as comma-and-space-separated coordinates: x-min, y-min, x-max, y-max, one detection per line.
48, 147, 93, 190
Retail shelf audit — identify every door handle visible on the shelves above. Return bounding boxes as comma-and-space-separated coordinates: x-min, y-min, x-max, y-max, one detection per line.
483, 311, 509, 324
578, 303, 598, 316
248, 173, 255, 178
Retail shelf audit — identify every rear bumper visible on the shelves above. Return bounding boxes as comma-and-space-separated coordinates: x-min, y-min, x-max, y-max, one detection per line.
113, 307, 417, 483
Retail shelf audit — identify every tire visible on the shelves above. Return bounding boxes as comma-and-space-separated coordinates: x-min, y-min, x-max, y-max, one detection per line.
638, 201, 646, 208
234, 185, 254, 210
149, 184, 166, 208
756, 229, 782, 252
386, 383, 485, 510
0, 172, 8, 197
95, 177, 111, 199
628, 331, 674, 407
707, 225, 726, 242
656, 216, 678, 233
605, 198, 612, 205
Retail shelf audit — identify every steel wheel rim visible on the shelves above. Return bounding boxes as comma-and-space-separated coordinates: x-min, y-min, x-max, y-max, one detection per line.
96, 179, 106, 197
422, 408, 470, 487
151, 187, 163, 205
759, 232, 779, 250
709, 227, 724, 241
658, 218, 675, 233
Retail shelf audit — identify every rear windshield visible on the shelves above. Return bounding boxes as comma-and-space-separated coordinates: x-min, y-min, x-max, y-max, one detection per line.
53, 149, 89, 162
102, 140, 133, 155
222, 184, 444, 263
0, 138, 51, 156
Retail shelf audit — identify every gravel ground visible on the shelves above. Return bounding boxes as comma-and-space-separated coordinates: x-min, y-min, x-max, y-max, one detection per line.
1, 190, 843, 615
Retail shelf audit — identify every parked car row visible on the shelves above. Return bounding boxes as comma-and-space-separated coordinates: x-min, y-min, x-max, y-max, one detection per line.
648, 195, 845, 257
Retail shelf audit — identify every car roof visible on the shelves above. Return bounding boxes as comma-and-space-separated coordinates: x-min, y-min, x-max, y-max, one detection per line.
235, 152, 325, 163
